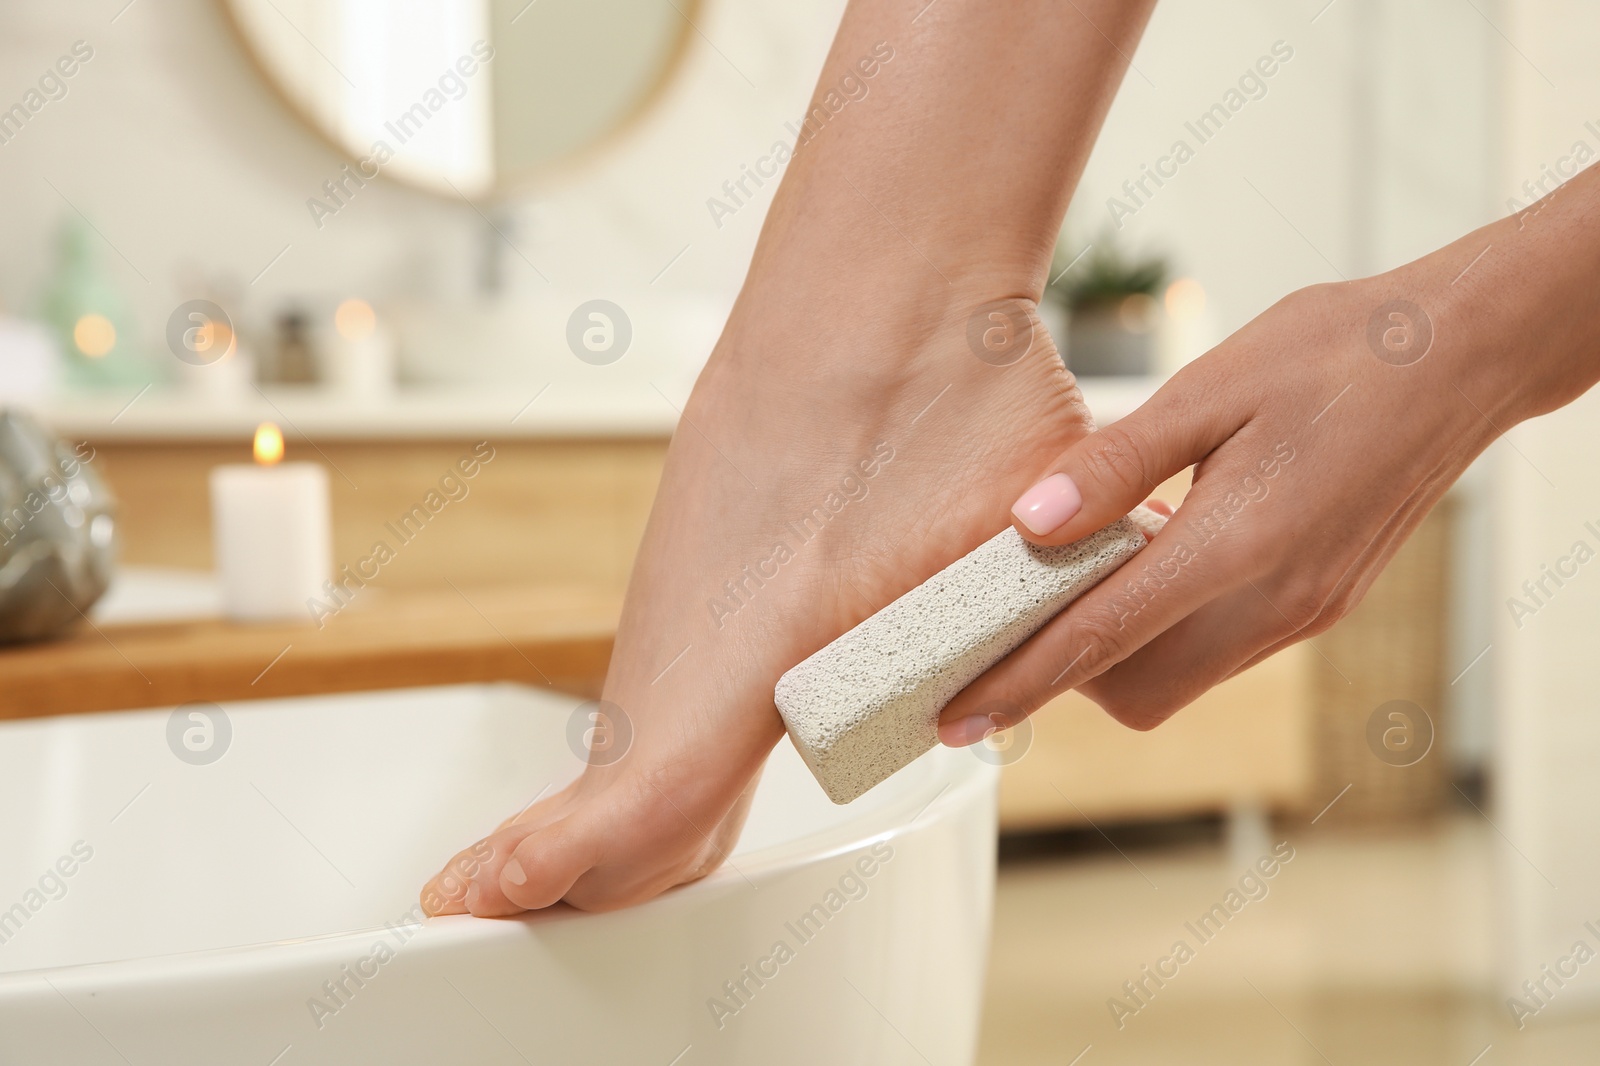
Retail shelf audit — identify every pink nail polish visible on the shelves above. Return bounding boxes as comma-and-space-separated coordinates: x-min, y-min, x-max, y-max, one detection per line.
1012, 473, 1081, 536
940, 715, 998, 748
502, 860, 528, 886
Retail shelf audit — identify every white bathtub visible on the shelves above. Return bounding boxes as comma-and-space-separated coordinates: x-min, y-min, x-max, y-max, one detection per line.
0, 683, 997, 1064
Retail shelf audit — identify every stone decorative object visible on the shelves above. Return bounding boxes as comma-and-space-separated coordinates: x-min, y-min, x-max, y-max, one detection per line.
776, 507, 1164, 803
0, 410, 116, 642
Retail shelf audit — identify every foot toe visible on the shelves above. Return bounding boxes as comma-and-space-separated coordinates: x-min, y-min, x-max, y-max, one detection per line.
497, 817, 599, 912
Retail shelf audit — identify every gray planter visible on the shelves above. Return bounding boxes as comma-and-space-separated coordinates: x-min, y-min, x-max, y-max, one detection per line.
1065, 302, 1156, 377
0, 410, 117, 643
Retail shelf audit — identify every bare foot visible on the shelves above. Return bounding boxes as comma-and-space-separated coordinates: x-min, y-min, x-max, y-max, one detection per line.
421, 280, 1095, 915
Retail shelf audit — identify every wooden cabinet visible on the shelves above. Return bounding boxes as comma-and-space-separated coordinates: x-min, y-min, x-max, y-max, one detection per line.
999, 643, 1313, 831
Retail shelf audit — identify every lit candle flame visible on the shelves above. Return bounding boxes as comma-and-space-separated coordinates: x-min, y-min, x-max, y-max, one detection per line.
1164, 278, 1206, 321
334, 298, 376, 341
253, 422, 285, 466
190, 316, 236, 360
73, 313, 117, 358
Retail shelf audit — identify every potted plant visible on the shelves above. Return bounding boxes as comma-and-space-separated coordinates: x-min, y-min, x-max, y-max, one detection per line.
1044, 235, 1167, 377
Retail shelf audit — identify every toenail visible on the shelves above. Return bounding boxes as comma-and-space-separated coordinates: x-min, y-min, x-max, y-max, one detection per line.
465, 882, 481, 910
502, 860, 528, 886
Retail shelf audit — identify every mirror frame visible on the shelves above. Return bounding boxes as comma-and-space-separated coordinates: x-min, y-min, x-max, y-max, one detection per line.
218, 0, 702, 201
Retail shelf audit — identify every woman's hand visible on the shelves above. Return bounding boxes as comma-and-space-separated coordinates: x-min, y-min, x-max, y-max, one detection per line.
938, 224, 1589, 742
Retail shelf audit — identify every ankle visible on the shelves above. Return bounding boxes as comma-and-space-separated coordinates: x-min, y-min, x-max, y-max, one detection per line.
700, 274, 1042, 407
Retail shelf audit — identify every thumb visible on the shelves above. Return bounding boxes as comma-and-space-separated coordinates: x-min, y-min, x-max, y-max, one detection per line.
1011, 380, 1245, 546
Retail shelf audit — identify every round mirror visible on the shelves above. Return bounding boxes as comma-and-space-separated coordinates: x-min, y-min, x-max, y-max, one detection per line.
222, 0, 696, 199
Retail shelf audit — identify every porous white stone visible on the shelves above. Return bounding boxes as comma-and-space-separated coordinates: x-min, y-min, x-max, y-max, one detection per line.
775, 508, 1162, 804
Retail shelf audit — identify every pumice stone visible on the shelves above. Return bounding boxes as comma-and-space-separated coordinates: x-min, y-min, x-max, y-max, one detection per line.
775, 508, 1163, 804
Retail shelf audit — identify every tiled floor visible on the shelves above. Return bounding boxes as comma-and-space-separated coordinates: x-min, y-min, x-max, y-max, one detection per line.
976, 814, 1600, 1065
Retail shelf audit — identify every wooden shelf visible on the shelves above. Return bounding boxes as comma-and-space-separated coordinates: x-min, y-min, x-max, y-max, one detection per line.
0, 583, 618, 721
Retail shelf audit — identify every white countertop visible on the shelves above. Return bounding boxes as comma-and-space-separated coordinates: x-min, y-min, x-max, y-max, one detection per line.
34, 384, 683, 441
29, 376, 1161, 443
91, 567, 221, 624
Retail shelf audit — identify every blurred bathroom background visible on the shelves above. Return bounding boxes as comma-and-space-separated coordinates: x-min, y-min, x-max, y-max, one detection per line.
2, 0, 1598, 1062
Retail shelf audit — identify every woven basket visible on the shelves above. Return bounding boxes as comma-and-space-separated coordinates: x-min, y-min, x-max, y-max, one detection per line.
1307, 499, 1453, 824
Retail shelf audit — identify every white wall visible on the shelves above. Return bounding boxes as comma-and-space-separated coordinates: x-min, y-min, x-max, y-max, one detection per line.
0, 0, 847, 396
1491, 0, 1600, 1014
0, 0, 1504, 392
2, 0, 462, 350
1078, 0, 1500, 335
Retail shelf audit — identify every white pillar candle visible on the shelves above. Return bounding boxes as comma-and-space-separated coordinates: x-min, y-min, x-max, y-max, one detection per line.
325, 298, 396, 400
209, 423, 331, 622
1158, 277, 1217, 376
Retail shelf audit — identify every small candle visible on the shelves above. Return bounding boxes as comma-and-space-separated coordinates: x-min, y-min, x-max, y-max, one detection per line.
325, 298, 395, 399
1158, 277, 1216, 376
175, 317, 255, 403
209, 422, 331, 622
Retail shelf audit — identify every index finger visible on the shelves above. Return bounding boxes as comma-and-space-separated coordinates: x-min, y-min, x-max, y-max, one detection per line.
936, 446, 1282, 735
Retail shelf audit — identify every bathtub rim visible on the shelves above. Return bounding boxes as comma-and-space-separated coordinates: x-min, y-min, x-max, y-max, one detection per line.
0, 709, 997, 991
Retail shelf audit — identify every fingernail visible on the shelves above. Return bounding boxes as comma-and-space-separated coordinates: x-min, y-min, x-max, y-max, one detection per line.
940, 715, 998, 748
1012, 473, 1081, 536
502, 860, 527, 886
465, 882, 482, 910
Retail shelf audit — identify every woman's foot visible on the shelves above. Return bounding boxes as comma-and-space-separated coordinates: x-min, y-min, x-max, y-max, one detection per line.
422, 279, 1095, 915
